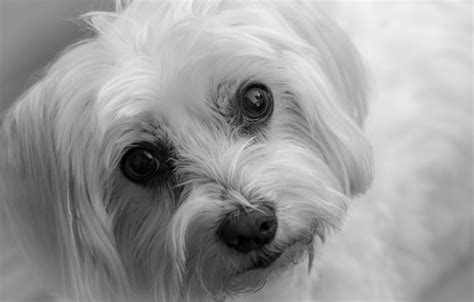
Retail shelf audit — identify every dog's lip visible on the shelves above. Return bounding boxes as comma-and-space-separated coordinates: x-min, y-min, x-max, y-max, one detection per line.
244, 232, 319, 272
247, 250, 284, 271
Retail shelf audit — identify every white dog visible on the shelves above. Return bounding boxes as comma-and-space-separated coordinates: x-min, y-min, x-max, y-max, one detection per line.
1, 1, 472, 301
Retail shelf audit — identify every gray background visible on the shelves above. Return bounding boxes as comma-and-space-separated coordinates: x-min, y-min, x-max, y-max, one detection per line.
0, 0, 113, 112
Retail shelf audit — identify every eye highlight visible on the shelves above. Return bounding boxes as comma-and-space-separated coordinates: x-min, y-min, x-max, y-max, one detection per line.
120, 143, 162, 183
239, 83, 273, 122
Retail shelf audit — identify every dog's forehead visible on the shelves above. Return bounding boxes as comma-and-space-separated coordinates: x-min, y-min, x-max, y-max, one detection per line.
94, 1, 308, 143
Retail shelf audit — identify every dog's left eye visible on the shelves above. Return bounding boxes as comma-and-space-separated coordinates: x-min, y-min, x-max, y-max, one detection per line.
240, 84, 273, 122
120, 144, 161, 183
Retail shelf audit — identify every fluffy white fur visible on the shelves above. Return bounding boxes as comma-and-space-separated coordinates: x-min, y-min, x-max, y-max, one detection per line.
0, 1, 472, 301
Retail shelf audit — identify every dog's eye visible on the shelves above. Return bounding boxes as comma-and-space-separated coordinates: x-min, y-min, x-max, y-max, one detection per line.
120, 145, 161, 183
240, 84, 273, 122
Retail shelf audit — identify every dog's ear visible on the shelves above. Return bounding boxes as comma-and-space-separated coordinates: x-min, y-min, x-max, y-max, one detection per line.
0, 82, 71, 298
0, 82, 66, 268
0, 44, 130, 300
275, 2, 373, 196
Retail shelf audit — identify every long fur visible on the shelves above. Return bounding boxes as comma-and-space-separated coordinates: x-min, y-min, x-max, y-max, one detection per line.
0, 1, 471, 301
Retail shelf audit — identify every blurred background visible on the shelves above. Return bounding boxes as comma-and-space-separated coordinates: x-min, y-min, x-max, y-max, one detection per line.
0, 0, 472, 301
0, 0, 112, 112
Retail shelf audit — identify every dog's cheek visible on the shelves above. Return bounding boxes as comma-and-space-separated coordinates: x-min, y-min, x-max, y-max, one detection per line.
109, 180, 176, 286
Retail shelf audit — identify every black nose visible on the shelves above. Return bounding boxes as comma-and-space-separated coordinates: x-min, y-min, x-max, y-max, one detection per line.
220, 206, 277, 253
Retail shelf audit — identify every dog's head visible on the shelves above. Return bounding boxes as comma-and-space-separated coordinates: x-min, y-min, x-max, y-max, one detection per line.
0, 1, 372, 301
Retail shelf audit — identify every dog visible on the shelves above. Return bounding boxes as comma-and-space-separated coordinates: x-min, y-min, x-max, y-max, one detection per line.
1, 0, 472, 301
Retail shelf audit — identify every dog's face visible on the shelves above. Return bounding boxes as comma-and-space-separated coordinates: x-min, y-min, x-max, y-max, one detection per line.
1, 1, 372, 301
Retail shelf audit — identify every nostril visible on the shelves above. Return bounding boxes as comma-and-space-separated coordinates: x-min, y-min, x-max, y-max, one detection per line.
220, 206, 277, 253
259, 215, 276, 231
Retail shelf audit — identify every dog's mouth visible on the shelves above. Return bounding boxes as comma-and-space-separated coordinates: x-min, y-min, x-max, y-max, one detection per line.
248, 250, 284, 271
244, 232, 320, 272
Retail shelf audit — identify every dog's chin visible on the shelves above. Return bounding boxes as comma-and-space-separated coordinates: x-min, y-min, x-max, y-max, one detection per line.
244, 237, 315, 273
246, 249, 285, 271
225, 237, 317, 295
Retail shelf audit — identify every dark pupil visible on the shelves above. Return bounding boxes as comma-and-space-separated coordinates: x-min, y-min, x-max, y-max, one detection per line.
126, 149, 159, 179
242, 88, 268, 118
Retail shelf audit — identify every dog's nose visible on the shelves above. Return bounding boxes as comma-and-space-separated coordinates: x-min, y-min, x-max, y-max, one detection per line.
220, 206, 277, 253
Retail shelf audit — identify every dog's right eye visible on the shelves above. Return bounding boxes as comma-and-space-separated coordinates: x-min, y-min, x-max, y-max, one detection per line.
239, 83, 274, 123
120, 144, 161, 183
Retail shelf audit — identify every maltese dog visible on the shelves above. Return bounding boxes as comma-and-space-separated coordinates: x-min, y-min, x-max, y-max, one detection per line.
1, 1, 471, 301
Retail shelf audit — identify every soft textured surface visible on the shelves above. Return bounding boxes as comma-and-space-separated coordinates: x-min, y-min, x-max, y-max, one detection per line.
1, 1, 472, 301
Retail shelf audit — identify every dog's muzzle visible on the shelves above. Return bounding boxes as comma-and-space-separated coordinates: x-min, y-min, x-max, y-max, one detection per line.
220, 205, 277, 253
